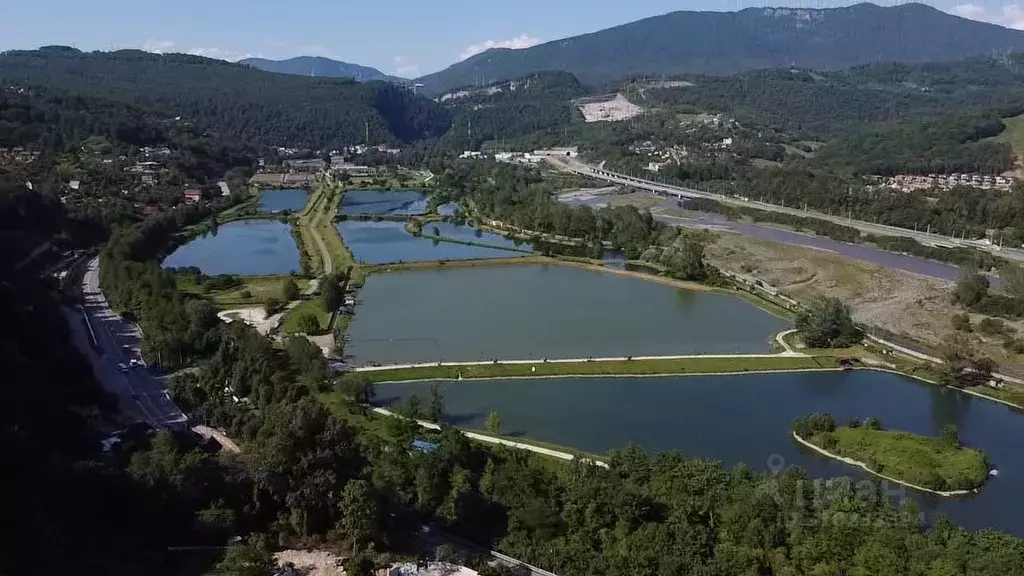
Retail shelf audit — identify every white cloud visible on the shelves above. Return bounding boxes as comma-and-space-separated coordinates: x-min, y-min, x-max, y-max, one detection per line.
458, 34, 540, 61
139, 40, 258, 62
186, 47, 261, 62
1000, 4, 1024, 28
951, 3, 1024, 29
393, 55, 420, 77
142, 40, 176, 54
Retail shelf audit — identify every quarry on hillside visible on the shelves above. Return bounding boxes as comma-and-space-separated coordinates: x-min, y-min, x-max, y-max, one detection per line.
577, 93, 644, 122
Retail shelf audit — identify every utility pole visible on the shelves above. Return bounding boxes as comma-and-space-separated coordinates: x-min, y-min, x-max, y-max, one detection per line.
365, 122, 369, 145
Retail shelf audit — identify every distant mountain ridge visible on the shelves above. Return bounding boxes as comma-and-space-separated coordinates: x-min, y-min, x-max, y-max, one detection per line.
240, 56, 403, 83
416, 2, 1024, 94
0, 48, 449, 149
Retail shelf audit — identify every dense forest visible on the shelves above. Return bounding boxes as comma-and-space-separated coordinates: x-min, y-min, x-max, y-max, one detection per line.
812, 111, 1015, 175
637, 58, 1024, 141
416, 2, 1024, 93
429, 159, 676, 258
0, 47, 452, 149
439, 72, 587, 151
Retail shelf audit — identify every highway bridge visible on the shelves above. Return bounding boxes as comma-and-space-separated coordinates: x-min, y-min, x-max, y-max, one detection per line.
549, 157, 1024, 264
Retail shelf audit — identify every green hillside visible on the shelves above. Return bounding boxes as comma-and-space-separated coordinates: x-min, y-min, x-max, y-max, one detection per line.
0, 47, 451, 149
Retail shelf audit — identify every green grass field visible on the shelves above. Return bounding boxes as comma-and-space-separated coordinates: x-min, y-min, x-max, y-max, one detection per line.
280, 298, 332, 334
996, 114, 1024, 157
177, 275, 309, 307
355, 355, 838, 383
807, 426, 989, 492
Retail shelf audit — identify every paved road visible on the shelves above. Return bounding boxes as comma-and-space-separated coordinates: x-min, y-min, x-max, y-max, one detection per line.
551, 157, 1024, 264
79, 257, 186, 429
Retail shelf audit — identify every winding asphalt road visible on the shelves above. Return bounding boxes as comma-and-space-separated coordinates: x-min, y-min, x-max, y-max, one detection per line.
79, 257, 186, 429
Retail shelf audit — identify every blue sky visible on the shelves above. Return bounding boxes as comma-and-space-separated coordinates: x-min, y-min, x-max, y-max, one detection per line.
3, 1, 1022, 77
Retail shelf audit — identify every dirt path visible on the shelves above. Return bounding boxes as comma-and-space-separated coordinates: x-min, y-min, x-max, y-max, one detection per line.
300, 182, 334, 277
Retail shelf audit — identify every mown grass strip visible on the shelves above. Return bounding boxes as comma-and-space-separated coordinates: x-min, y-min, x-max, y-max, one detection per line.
356, 355, 838, 383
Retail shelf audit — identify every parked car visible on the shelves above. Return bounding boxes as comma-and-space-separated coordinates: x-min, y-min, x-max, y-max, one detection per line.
117, 362, 128, 372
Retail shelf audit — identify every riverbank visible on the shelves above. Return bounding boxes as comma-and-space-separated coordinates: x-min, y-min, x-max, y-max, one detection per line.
349, 354, 835, 382
792, 431, 983, 497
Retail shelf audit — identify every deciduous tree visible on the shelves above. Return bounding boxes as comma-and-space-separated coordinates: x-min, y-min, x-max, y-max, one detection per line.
795, 297, 862, 348
281, 278, 300, 301
486, 409, 502, 435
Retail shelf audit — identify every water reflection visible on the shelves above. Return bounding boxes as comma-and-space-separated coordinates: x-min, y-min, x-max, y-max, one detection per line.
378, 370, 1024, 535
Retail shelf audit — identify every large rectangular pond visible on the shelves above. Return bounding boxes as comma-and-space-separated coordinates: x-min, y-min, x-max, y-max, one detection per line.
377, 370, 1024, 536
340, 189, 428, 216
345, 264, 790, 364
162, 220, 301, 276
338, 221, 528, 264
258, 189, 309, 213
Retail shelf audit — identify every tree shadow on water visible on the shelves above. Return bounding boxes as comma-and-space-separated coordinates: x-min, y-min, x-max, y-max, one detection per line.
376, 396, 401, 407
443, 412, 485, 426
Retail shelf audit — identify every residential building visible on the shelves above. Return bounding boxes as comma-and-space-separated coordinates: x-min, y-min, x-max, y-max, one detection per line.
285, 158, 326, 172
183, 189, 202, 203
332, 163, 375, 176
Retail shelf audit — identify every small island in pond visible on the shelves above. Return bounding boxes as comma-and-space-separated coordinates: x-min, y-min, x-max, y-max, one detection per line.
792, 413, 990, 495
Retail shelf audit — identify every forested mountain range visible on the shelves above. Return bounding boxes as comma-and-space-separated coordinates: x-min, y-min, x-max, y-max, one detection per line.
416, 2, 1024, 94
636, 56, 1024, 140
429, 55, 1024, 168
438, 71, 587, 150
240, 56, 404, 83
0, 47, 451, 149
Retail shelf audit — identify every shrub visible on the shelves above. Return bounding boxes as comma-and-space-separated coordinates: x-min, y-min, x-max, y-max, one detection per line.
951, 313, 972, 332
977, 317, 1007, 336
295, 312, 320, 334
264, 296, 283, 316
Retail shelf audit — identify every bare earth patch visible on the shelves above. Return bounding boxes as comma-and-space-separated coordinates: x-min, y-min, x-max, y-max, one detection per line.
706, 232, 1024, 373
275, 550, 345, 576
577, 94, 644, 122
707, 232, 951, 340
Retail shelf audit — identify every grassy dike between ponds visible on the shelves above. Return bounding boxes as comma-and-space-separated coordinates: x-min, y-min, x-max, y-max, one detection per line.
793, 427, 990, 496
349, 355, 839, 383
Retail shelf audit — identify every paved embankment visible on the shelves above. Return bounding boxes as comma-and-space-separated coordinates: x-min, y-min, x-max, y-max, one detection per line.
355, 350, 805, 373
372, 407, 608, 468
